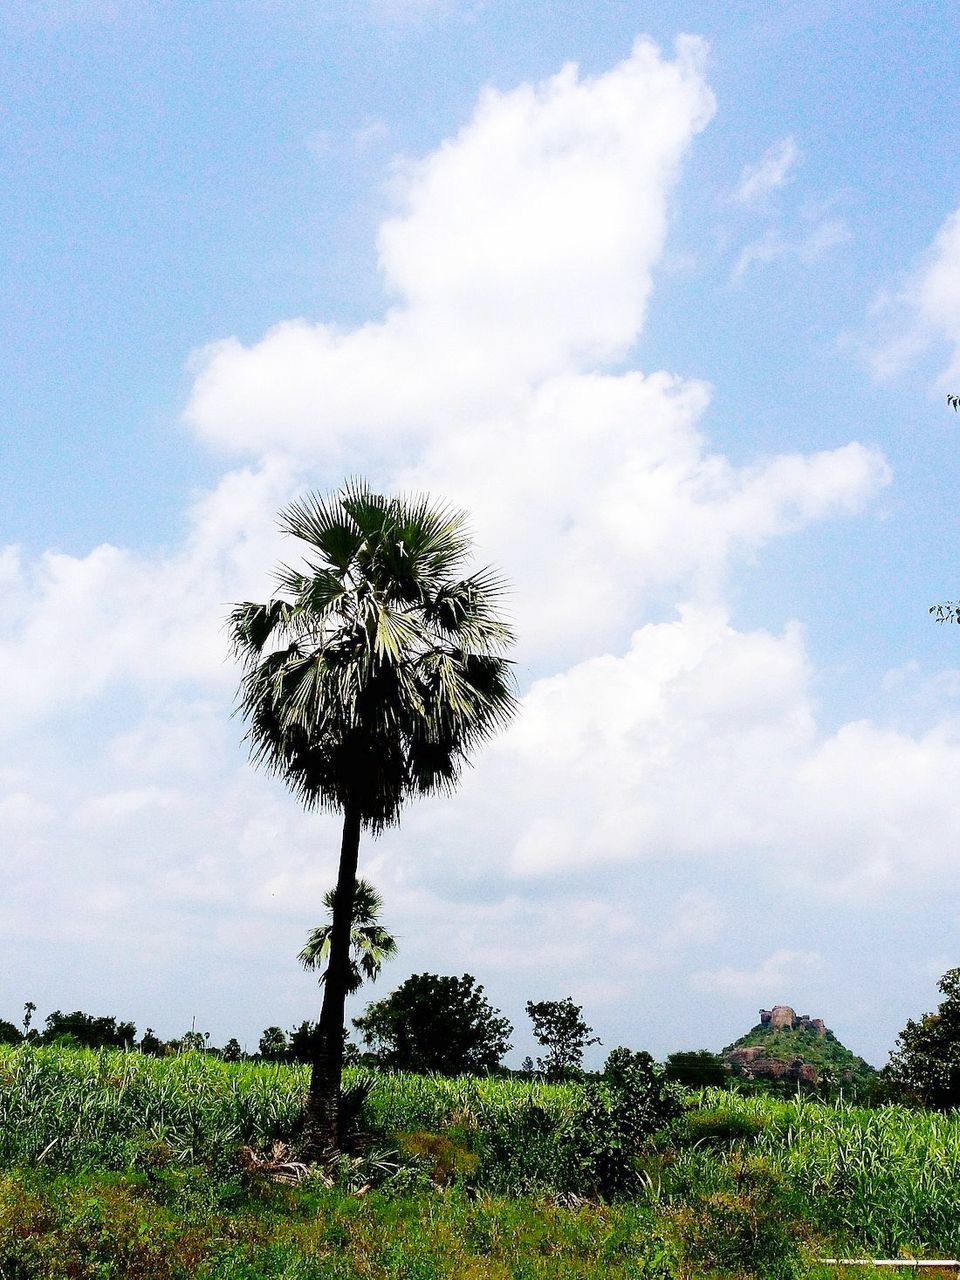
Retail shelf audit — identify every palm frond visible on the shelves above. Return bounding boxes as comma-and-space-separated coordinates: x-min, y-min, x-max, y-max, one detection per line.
228, 480, 518, 831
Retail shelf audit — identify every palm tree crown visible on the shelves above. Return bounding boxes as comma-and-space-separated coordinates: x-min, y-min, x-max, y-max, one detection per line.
228, 481, 517, 831
300, 878, 397, 996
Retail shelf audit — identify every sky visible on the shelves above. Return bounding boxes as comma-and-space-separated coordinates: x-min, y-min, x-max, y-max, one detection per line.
3, 0, 960, 1067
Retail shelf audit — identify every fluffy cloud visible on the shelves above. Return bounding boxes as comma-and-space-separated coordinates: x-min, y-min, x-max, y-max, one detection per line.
185, 38, 716, 458
0, 37, 936, 1059
423, 608, 960, 897
0, 460, 296, 734
866, 206, 960, 386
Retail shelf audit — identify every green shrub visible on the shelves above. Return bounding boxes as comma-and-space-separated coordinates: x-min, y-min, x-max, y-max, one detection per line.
564, 1055, 683, 1199
683, 1106, 768, 1146
669, 1156, 808, 1279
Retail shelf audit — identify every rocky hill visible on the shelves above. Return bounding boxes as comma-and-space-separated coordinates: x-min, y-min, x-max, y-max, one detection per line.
724, 1005, 873, 1085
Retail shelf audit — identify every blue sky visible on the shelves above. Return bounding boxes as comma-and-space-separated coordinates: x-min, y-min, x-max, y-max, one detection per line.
3, 0, 960, 1064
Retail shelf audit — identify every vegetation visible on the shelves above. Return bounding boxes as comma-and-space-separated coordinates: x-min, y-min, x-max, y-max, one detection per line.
300, 878, 397, 996
4, 1045, 960, 1275
726, 1021, 874, 1087
228, 482, 516, 1150
353, 973, 513, 1074
664, 1050, 728, 1087
526, 997, 601, 1079
886, 966, 960, 1108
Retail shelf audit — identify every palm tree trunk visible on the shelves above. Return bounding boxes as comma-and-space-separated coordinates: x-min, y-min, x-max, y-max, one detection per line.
303, 801, 361, 1156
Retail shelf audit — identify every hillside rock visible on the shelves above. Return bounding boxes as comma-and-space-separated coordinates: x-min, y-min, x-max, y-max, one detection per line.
724, 1006, 873, 1086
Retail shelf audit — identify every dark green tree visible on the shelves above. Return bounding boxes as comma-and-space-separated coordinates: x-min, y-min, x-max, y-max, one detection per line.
229, 482, 516, 1150
258, 1026, 289, 1062
41, 1010, 135, 1050
886, 968, 960, 1108
0, 1020, 21, 1046
139, 1028, 164, 1056
526, 997, 600, 1079
664, 1050, 728, 1087
222, 1037, 243, 1062
353, 973, 512, 1074
300, 879, 397, 996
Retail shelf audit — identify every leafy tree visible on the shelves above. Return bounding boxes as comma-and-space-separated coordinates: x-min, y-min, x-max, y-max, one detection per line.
526, 997, 600, 1079
604, 1046, 654, 1086
354, 973, 512, 1074
0, 1020, 21, 1046
258, 1026, 289, 1062
229, 482, 516, 1149
40, 1010, 136, 1050
886, 967, 960, 1108
179, 1029, 209, 1053
300, 879, 397, 996
574, 1052, 682, 1197
222, 1037, 243, 1062
288, 1020, 317, 1064
22, 1002, 36, 1038
664, 1050, 728, 1087
139, 1028, 164, 1056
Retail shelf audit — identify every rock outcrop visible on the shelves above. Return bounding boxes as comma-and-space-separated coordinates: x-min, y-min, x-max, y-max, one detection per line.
723, 1005, 872, 1087
759, 1006, 826, 1036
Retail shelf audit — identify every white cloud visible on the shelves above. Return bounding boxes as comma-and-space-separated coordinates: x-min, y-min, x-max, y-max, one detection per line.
692, 949, 821, 998
0, 38, 930, 1060
865, 207, 960, 387
732, 135, 799, 206
0, 459, 296, 735
185, 37, 716, 458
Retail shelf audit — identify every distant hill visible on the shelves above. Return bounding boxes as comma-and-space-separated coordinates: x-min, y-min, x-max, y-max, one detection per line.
724, 1004, 874, 1085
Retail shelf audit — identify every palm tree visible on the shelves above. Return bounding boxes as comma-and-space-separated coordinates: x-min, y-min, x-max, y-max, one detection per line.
300, 878, 397, 995
228, 481, 516, 1152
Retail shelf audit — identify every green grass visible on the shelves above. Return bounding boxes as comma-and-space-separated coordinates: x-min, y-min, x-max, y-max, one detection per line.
3, 1047, 960, 1276
0, 1172, 678, 1279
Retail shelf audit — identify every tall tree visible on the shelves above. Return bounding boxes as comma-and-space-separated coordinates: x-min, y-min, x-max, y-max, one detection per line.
229, 482, 516, 1151
299, 878, 397, 996
526, 997, 600, 1078
886, 967, 960, 1109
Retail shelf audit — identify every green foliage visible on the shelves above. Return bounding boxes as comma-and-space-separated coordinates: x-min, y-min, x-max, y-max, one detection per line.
6, 1046, 960, 1263
682, 1106, 768, 1147
526, 997, 600, 1079
668, 1154, 808, 1280
0, 1020, 21, 1047
228, 481, 518, 832
566, 1055, 683, 1199
257, 1027, 289, 1063
40, 1010, 136, 1051
886, 966, 960, 1108
664, 1050, 727, 1087
140, 1028, 165, 1056
221, 1037, 243, 1063
0, 1171, 673, 1280
354, 974, 512, 1074
300, 879, 397, 997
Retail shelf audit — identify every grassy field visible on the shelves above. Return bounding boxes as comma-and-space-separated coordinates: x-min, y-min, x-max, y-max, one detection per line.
1, 1046, 959, 1277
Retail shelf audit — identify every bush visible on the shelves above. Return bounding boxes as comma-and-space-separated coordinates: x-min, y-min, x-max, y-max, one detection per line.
565, 1053, 683, 1198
